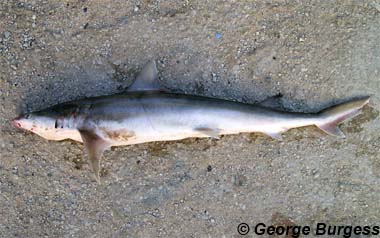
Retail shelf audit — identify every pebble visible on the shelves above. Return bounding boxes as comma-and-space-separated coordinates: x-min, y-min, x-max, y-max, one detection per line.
4, 31, 11, 38
211, 72, 218, 82
372, 2, 380, 12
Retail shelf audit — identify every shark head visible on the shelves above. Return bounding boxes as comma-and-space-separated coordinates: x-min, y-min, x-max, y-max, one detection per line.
12, 111, 55, 131
11, 103, 81, 141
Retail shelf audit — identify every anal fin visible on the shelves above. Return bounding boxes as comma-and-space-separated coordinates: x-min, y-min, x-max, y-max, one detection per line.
79, 129, 110, 183
318, 124, 345, 138
265, 132, 283, 141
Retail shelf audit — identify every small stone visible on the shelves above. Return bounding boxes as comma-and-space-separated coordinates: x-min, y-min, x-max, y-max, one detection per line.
4, 31, 11, 38
32, 15, 36, 20
12, 167, 18, 175
372, 2, 380, 12
232, 65, 240, 74
211, 72, 218, 82
134, 6, 139, 12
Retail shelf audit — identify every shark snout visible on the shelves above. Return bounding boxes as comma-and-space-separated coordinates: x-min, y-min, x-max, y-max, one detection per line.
11, 117, 23, 129
11, 113, 31, 129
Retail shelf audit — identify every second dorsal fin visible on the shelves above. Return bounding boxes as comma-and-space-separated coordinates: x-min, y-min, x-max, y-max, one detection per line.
127, 60, 163, 92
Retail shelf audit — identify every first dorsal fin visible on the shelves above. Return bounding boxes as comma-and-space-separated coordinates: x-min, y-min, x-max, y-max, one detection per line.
127, 60, 163, 92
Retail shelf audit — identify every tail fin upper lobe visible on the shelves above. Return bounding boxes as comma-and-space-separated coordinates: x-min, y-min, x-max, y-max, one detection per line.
316, 97, 370, 138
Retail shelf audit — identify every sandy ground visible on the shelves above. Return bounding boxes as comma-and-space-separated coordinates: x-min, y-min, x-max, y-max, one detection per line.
1, 1, 380, 237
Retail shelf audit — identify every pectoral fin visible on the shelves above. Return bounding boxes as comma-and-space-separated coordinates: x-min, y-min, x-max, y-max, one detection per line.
194, 127, 221, 139
79, 129, 110, 183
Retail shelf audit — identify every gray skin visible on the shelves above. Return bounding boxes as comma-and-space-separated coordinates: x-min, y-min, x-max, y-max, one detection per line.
11, 61, 370, 182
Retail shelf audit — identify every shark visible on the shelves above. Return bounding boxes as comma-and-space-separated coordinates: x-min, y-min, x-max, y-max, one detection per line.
11, 60, 370, 182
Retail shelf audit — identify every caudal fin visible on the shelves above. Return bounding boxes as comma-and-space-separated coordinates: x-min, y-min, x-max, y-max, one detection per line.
316, 97, 370, 138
